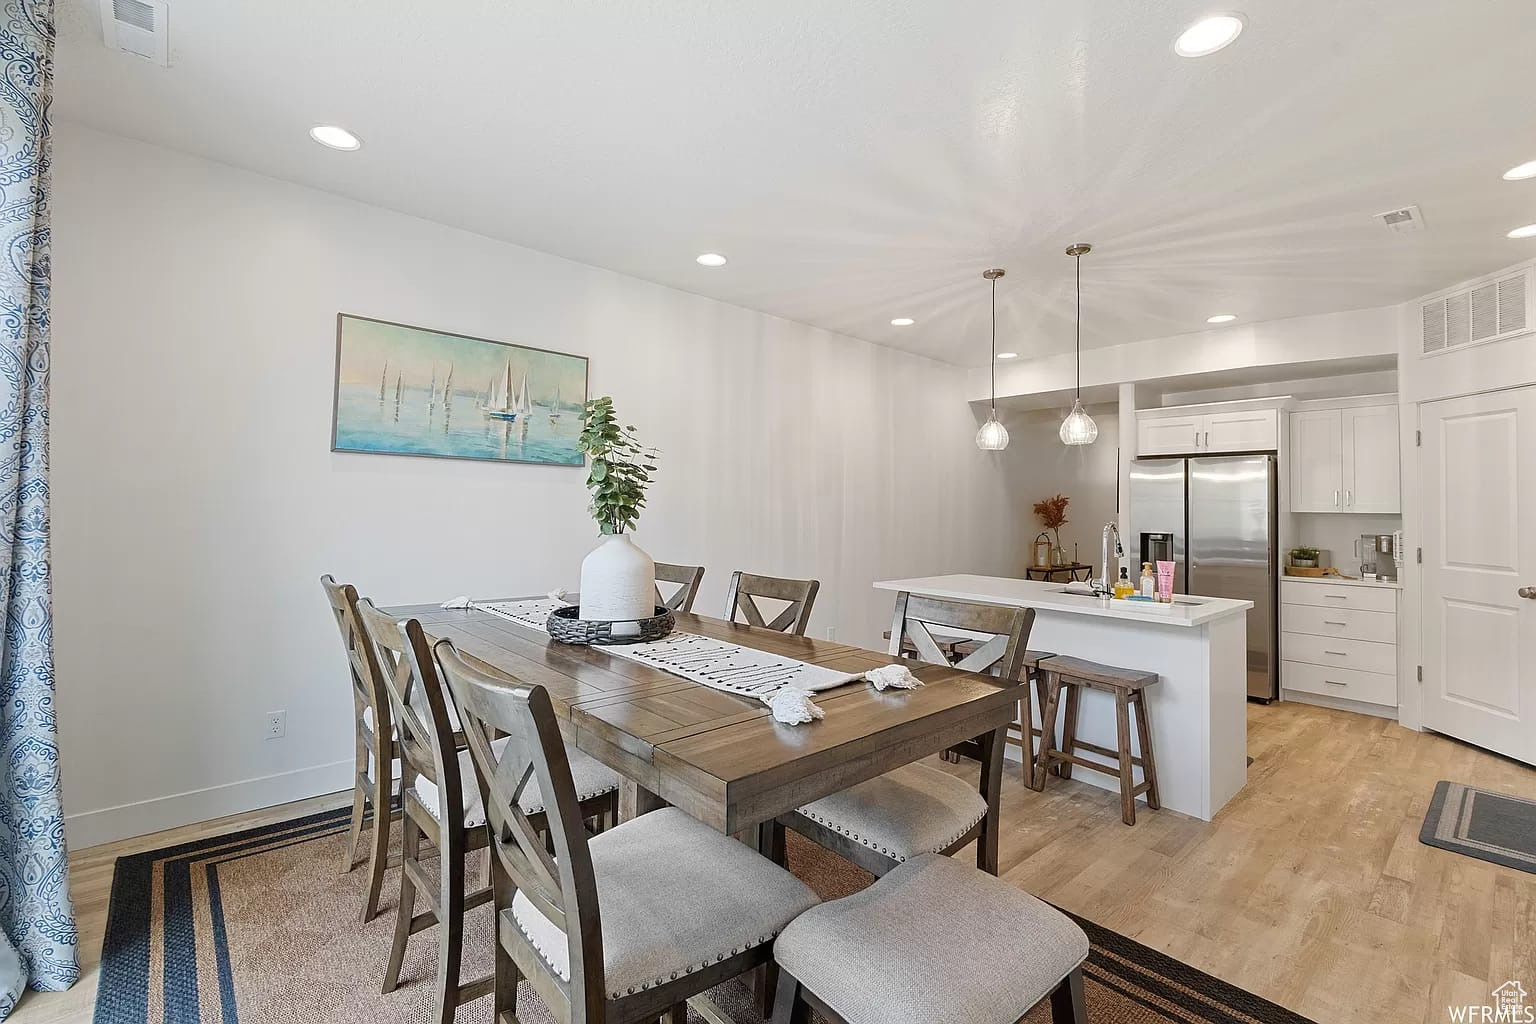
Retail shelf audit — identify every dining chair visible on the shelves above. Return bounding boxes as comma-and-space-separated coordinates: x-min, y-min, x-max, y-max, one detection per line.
319, 574, 398, 923
432, 638, 820, 1024
355, 602, 621, 1024
725, 571, 820, 636
770, 594, 1032, 880
770, 853, 1089, 1024
653, 561, 705, 613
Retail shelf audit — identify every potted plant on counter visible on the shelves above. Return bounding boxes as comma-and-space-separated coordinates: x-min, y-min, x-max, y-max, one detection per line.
1287, 546, 1321, 568
577, 396, 660, 624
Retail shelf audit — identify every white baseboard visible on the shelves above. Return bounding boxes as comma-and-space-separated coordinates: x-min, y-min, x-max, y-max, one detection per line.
65, 759, 354, 850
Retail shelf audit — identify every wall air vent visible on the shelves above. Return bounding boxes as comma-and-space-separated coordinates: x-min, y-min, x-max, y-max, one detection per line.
98, 0, 169, 67
1420, 268, 1532, 357
1376, 205, 1424, 234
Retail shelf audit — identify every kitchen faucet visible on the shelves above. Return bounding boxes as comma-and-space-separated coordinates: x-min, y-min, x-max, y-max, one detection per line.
1091, 521, 1124, 596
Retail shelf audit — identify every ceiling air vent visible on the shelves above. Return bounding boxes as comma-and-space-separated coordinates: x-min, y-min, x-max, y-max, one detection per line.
1376, 205, 1424, 234
98, 0, 169, 67
1421, 268, 1532, 356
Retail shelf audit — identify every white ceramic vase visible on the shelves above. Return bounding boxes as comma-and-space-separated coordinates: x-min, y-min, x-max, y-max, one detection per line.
579, 533, 656, 625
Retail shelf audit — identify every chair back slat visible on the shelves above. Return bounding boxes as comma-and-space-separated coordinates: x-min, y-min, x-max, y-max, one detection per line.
355, 600, 464, 821
320, 575, 390, 731
433, 640, 604, 1017
725, 571, 820, 636
654, 561, 706, 613
888, 592, 1034, 681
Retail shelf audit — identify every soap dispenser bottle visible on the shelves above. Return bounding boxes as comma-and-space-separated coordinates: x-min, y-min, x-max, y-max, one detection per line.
1112, 566, 1135, 600
1140, 562, 1156, 599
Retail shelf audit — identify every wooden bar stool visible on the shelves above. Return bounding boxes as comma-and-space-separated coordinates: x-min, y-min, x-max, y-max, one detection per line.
1031, 656, 1160, 826
1006, 651, 1056, 774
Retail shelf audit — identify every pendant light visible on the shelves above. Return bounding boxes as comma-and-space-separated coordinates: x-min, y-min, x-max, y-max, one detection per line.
975, 268, 1010, 451
1059, 243, 1098, 446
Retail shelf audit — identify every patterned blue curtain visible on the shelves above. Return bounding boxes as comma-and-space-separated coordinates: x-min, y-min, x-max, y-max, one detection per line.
0, 0, 75, 1014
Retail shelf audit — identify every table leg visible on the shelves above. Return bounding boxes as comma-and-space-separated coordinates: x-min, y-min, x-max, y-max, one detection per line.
618, 779, 668, 822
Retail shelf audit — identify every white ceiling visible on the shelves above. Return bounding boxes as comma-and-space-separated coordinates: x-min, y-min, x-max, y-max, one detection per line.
55, 0, 1536, 365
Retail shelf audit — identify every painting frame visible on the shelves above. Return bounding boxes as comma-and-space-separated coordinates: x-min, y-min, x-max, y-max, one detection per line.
330, 313, 590, 468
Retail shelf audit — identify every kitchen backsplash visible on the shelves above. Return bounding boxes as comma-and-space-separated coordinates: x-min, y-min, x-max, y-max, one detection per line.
1294, 512, 1403, 575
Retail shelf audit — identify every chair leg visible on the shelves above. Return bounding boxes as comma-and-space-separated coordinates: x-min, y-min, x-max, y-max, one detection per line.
491, 858, 520, 1024
771, 969, 809, 1024
661, 1004, 687, 1023
382, 813, 420, 994
1032, 676, 1063, 791
1132, 690, 1161, 810
434, 826, 468, 1024
1048, 968, 1087, 1024
1114, 691, 1136, 826
343, 777, 366, 872
361, 770, 392, 923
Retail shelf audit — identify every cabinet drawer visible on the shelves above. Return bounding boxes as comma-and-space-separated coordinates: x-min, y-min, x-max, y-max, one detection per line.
1280, 603, 1397, 644
1282, 660, 1398, 707
1279, 580, 1397, 613
1281, 632, 1398, 675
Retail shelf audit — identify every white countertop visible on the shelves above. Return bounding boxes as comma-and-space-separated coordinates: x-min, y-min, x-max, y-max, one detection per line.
1280, 573, 1401, 590
872, 574, 1253, 628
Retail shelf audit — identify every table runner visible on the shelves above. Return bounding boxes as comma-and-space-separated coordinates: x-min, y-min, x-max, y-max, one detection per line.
476, 599, 859, 698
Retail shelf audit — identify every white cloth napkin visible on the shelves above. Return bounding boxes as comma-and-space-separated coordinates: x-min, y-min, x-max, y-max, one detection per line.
440, 595, 475, 610
765, 687, 824, 725
866, 664, 923, 691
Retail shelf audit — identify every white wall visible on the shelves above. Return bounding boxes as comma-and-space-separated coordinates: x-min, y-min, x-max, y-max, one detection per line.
50, 125, 1017, 847
993, 403, 1120, 573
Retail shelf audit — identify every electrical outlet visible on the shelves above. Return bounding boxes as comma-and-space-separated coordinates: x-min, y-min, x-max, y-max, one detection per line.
825, 626, 836, 641
265, 710, 286, 740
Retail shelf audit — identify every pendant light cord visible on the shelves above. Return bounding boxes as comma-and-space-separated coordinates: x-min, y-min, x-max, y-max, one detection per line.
1074, 253, 1082, 400
990, 275, 997, 416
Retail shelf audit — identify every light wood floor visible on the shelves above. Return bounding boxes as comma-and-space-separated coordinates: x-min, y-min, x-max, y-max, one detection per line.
14, 701, 1536, 1024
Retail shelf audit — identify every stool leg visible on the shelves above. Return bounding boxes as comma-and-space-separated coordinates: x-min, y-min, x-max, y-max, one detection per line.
1114, 690, 1136, 826
1058, 682, 1081, 781
1018, 678, 1034, 779
1049, 968, 1087, 1024
1133, 690, 1161, 811
1032, 674, 1063, 791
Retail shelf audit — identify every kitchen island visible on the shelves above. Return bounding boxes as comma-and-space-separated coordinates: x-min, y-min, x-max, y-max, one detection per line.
873, 574, 1253, 821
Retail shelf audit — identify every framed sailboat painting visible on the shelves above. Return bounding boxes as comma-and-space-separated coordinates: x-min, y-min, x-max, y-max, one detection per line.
331, 314, 589, 467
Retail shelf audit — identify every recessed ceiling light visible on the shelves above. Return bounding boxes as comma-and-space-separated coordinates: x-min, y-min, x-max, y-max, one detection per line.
696, 253, 728, 267
996, 352, 1018, 360
1207, 314, 1238, 324
1508, 224, 1536, 239
1174, 14, 1245, 57
1503, 161, 1536, 181
309, 125, 362, 151
890, 317, 915, 327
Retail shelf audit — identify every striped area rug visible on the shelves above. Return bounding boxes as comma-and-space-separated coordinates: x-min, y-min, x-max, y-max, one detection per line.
94, 806, 1313, 1024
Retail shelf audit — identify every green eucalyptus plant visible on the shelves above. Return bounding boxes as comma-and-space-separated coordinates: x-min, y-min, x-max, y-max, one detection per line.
578, 396, 659, 535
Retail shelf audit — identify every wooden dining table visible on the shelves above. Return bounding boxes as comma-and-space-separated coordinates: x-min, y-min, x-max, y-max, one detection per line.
386, 599, 1024, 838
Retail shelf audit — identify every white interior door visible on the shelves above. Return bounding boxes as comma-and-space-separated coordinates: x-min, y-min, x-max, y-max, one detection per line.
1421, 386, 1536, 765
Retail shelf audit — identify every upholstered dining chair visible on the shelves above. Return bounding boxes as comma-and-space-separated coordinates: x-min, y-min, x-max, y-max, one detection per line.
725, 571, 820, 636
432, 638, 819, 1024
355, 602, 621, 1024
653, 561, 705, 613
770, 853, 1089, 1024
319, 575, 398, 923
770, 593, 1033, 880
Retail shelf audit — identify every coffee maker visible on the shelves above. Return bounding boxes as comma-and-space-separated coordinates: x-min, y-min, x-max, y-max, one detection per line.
1358, 531, 1403, 582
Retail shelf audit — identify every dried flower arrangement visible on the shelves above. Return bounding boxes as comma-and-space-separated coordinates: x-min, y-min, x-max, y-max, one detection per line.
1033, 494, 1071, 562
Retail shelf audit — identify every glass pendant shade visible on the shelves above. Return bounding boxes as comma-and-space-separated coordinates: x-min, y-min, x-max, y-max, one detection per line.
976, 413, 1010, 451
1059, 398, 1098, 445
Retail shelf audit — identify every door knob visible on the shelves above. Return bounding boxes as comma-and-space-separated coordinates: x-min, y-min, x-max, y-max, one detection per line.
1521, 586, 1536, 600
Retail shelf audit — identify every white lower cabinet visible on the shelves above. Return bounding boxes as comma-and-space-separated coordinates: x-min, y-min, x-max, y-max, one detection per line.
1280, 580, 1399, 716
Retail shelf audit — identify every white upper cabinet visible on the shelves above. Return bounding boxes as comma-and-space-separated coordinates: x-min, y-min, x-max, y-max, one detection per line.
1137, 414, 1205, 456
1289, 400, 1400, 513
1342, 405, 1401, 513
1137, 407, 1279, 456
1290, 409, 1344, 511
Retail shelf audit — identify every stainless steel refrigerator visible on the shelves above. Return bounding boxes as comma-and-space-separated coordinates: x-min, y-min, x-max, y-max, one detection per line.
1129, 455, 1278, 701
